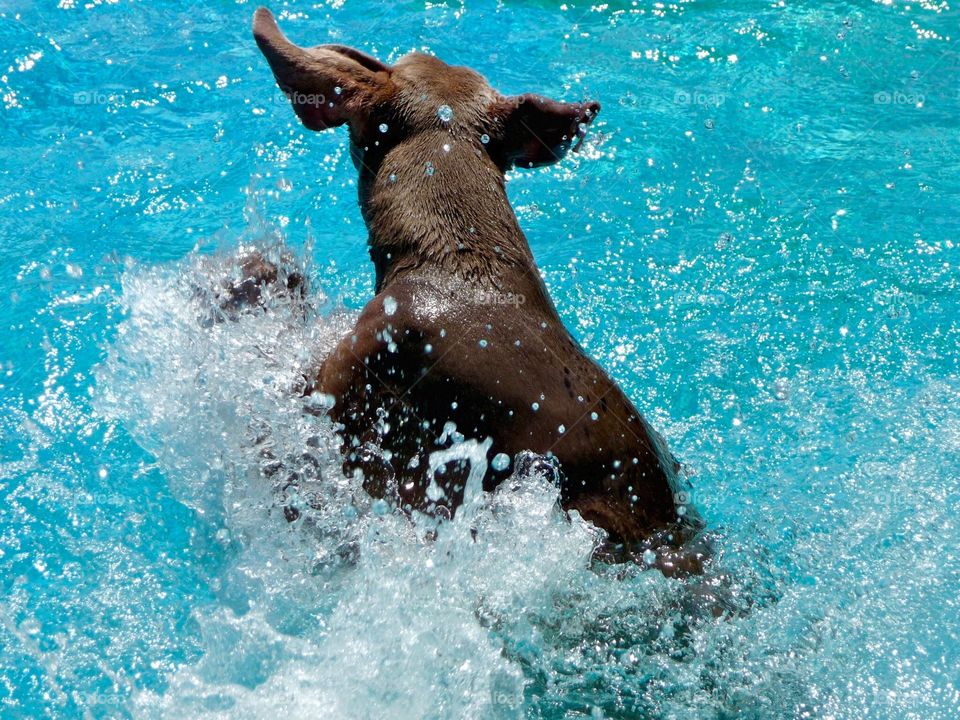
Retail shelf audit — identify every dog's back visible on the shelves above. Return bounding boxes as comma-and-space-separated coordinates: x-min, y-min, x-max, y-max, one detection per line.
254, 7, 703, 569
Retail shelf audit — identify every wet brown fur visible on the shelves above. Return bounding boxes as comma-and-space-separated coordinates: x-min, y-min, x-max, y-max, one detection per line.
253, 8, 702, 567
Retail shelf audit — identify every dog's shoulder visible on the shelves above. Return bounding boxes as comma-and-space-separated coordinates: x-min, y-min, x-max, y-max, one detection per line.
317, 283, 434, 394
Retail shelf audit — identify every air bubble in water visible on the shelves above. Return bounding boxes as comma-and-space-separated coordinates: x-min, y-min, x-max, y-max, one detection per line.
437, 104, 454, 122
379, 123, 389, 133
425, 161, 435, 176
491, 453, 510, 471
480, 133, 490, 144
383, 296, 397, 316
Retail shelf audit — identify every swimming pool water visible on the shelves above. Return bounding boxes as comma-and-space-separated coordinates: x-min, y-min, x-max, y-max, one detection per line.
1, 1, 958, 718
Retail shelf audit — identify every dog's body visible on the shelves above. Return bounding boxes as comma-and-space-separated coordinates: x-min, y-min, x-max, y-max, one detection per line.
253, 8, 702, 567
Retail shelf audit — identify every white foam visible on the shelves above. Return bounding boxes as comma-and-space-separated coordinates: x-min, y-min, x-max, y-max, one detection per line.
96, 243, 621, 718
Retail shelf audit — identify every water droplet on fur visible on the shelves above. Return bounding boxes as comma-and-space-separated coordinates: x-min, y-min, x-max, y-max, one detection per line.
532, 402, 540, 411
558, 424, 566, 434
437, 104, 454, 122
480, 133, 490, 144
379, 123, 389, 133
333, 86, 342, 95
591, 412, 599, 421
478, 339, 488, 348
424, 161, 435, 176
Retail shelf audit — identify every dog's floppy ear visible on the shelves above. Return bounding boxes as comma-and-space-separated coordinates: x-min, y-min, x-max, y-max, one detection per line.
253, 7, 390, 131
491, 93, 600, 169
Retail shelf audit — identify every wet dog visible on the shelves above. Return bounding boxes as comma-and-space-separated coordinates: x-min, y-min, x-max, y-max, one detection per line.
252, 8, 705, 573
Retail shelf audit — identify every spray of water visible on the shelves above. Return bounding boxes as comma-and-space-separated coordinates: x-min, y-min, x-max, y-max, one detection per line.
95, 238, 681, 719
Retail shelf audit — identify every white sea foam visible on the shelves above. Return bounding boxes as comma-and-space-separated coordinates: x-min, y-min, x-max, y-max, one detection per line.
96, 243, 627, 719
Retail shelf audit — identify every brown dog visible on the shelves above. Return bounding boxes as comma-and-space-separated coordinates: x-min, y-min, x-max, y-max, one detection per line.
253, 8, 703, 570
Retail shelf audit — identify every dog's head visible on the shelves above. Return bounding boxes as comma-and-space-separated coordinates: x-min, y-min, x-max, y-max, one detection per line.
252, 7, 599, 174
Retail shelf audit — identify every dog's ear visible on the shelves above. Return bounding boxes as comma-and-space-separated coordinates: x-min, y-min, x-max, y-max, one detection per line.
491, 93, 600, 169
253, 8, 391, 131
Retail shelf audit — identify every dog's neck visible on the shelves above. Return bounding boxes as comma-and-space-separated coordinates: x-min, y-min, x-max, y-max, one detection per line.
358, 133, 541, 294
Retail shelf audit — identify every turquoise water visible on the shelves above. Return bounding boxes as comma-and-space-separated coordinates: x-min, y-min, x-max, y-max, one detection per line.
2, 1, 959, 717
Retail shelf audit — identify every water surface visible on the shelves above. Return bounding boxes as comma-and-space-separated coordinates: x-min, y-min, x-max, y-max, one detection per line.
1, 1, 958, 718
